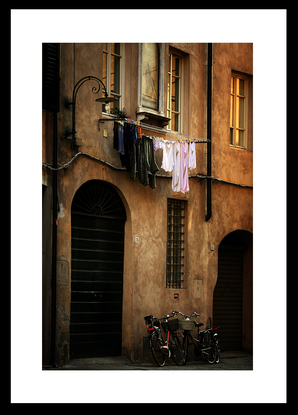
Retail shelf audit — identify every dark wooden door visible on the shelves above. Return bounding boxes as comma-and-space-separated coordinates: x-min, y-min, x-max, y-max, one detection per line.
213, 246, 244, 351
70, 181, 126, 359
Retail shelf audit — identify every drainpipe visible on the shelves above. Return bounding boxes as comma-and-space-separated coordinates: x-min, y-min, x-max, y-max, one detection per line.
51, 112, 58, 368
205, 43, 212, 222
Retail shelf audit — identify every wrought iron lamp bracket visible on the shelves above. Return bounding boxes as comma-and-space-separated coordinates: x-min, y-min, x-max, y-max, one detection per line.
63, 75, 110, 151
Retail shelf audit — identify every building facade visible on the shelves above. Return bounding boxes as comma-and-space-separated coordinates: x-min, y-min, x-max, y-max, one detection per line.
42, 43, 253, 367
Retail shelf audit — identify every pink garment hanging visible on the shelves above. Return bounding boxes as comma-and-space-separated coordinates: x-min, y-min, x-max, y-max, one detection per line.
180, 142, 189, 193
172, 141, 181, 192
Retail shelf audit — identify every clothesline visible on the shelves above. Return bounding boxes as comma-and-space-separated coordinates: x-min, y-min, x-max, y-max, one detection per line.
112, 118, 209, 143
142, 123, 208, 143
114, 118, 197, 194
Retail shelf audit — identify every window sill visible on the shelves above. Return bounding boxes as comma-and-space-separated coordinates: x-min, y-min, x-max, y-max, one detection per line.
230, 144, 247, 151
136, 107, 171, 128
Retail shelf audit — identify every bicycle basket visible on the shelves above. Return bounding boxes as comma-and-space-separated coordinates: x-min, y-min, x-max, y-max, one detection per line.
179, 319, 196, 331
161, 318, 179, 332
144, 315, 154, 331
144, 315, 153, 325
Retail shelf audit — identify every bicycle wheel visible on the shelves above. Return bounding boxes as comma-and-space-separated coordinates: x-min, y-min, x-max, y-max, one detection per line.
151, 332, 166, 367
171, 333, 187, 366
214, 339, 220, 363
203, 332, 218, 364
180, 331, 189, 365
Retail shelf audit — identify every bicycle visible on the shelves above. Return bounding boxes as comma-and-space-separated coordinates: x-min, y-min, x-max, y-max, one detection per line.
172, 311, 222, 365
144, 314, 185, 367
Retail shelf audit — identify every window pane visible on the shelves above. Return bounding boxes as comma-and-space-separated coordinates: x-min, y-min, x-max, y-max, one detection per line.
102, 52, 107, 112
230, 94, 234, 126
230, 128, 234, 145
173, 113, 179, 132
102, 52, 107, 89
238, 130, 244, 147
239, 79, 245, 96
111, 43, 120, 55
237, 97, 245, 129
142, 43, 159, 110
235, 130, 245, 147
111, 54, 120, 94
235, 129, 239, 146
231, 76, 234, 94
172, 77, 179, 112
173, 56, 180, 76
167, 73, 171, 111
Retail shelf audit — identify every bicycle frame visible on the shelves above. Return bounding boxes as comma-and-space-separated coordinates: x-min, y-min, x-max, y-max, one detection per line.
187, 328, 211, 357
172, 311, 222, 364
144, 314, 185, 366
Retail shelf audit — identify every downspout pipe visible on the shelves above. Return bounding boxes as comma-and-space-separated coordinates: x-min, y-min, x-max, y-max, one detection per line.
51, 111, 58, 368
205, 43, 212, 222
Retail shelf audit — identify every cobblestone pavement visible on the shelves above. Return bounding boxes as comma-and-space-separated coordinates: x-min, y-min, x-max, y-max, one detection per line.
44, 351, 252, 370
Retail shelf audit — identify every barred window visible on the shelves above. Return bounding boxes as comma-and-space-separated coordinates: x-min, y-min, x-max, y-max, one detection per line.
166, 199, 186, 289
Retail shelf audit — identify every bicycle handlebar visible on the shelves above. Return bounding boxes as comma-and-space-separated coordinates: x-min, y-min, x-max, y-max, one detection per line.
153, 314, 176, 322
171, 311, 200, 319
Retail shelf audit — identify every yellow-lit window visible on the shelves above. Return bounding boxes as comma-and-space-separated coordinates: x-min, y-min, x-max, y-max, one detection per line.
102, 43, 122, 115
167, 52, 181, 132
230, 73, 246, 148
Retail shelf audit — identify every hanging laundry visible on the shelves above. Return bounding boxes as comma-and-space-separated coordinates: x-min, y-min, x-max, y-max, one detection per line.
119, 122, 130, 169
153, 137, 164, 151
128, 123, 137, 181
114, 119, 200, 192
113, 120, 125, 155
113, 121, 118, 151
172, 141, 181, 192
137, 124, 142, 139
188, 141, 197, 170
161, 141, 174, 172
137, 135, 159, 189
180, 141, 189, 193
118, 123, 125, 155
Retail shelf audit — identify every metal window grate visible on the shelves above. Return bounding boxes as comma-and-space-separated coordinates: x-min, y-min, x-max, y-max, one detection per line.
166, 199, 186, 288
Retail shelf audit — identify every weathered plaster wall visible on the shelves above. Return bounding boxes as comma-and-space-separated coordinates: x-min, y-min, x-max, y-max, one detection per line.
52, 43, 252, 366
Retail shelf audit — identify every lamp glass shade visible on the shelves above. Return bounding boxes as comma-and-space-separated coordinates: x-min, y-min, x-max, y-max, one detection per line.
95, 96, 118, 103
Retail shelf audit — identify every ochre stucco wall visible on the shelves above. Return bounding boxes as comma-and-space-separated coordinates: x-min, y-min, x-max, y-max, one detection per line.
52, 43, 252, 366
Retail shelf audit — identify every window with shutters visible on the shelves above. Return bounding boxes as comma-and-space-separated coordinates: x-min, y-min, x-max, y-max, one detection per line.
42, 43, 60, 112
166, 199, 186, 289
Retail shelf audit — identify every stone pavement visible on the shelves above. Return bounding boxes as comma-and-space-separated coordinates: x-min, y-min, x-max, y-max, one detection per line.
44, 351, 252, 370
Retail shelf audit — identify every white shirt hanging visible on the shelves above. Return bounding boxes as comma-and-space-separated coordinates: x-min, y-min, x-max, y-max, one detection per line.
188, 141, 197, 170
161, 141, 174, 172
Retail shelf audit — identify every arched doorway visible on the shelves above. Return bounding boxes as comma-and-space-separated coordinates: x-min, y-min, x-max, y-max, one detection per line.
70, 180, 126, 359
213, 230, 253, 352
